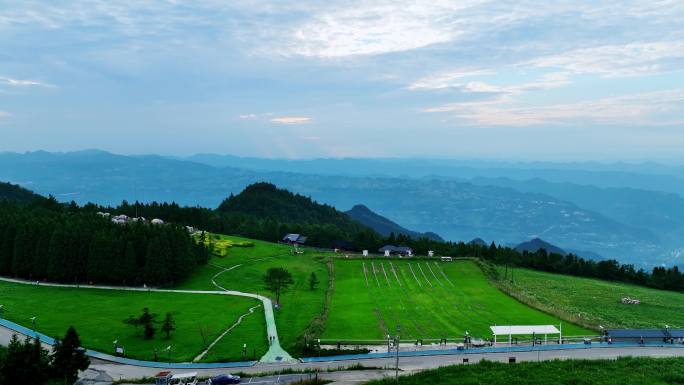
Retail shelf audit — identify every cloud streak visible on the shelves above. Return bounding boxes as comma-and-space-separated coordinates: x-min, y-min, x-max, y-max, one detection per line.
0, 76, 54, 88
424, 89, 684, 126
527, 41, 684, 77
270, 116, 312, 125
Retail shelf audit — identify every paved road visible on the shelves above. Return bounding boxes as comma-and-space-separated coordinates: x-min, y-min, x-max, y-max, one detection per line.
87, 345, 684, 384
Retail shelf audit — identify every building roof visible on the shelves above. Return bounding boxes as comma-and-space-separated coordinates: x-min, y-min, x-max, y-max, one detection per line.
283, 234, 307, 244
606, 329, 666, 338
379, 245, 413, 253
490, 325, 561, 336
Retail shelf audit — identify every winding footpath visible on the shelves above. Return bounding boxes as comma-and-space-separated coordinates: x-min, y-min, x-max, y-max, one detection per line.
209, 263, 294, 362
0, 268, 295, 363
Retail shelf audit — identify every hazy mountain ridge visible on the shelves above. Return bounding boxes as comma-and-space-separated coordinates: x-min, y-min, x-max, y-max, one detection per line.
345, 204, 443, 241
0, 150, 670, 266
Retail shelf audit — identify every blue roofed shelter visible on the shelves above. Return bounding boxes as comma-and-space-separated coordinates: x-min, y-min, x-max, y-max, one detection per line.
282, 234, 307, 244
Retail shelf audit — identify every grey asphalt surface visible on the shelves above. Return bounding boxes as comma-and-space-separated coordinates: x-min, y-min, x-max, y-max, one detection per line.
87, 345, 684, 385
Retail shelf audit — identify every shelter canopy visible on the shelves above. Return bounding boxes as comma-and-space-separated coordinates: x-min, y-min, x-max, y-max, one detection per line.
490, 325, 560, 336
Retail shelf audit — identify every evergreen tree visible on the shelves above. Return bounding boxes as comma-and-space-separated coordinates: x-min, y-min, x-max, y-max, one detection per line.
51, 326, 90, 384
0, 336, 50, 385
161, 312, 176, 339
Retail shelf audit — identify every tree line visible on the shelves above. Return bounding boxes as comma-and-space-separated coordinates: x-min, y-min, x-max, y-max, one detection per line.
0, 198, 208, 286
0, 326, 89, 385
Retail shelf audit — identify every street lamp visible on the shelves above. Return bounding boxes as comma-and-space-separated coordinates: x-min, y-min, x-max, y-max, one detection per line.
387, 334, 391, 353
113, 340, 118, 354
30, 316, 36, 331
0, 305, 4, 319
166, 345, 172, 366
317, 339, 321, 357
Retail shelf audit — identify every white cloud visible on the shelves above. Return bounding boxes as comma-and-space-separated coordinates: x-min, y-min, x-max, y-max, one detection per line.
407, 68, 496, 90
270, 116, 312, 125
0, 76, 54, 88
0, 111, 10, 119
527, 41, 684, 77
238, 113, 258, 120
278, 1, 492, 57
424, 89, 684, 126
410, 70, 572, 96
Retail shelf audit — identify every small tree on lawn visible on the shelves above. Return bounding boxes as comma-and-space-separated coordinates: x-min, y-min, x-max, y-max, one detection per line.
124, 308, 158, 340
308, 272, 320, 290
51, 326, 90, 385
263, 267, 294, 305
161, 312, 176, 339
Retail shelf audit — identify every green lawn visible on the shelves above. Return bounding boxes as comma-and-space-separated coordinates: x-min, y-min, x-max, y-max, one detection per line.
323, 259, 591, 341
367, 357, 684, 385
495, 266, 684, 330
176, 234, 330, 355
0, 281, 261, 362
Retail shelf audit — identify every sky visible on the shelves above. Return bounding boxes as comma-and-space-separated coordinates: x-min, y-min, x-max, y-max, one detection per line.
1, 1, 684, 160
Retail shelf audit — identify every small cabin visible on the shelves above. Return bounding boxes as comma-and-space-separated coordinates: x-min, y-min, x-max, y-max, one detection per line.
441, 256, 453, 262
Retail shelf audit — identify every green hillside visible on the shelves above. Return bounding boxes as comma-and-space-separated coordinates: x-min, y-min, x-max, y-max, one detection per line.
491, 265, 684, 330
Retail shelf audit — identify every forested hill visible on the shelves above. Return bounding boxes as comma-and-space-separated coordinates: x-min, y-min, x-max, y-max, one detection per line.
0, 182, 46, 203
218, 182, 373, 236
0, 186, 207, 286
345, 204, 443, 241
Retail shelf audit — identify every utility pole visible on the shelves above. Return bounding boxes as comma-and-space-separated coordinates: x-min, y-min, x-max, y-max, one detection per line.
395, 326, 401, 384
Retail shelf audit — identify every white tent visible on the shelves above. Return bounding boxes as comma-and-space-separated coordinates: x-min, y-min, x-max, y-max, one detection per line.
490, 325, 561, 345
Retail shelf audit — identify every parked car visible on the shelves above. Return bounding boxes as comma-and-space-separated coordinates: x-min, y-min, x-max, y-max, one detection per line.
207, 374, 241, 385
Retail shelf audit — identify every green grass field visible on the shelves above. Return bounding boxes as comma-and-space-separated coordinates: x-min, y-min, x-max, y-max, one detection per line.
494, 266, 684, 330
176, 234, 330, 355
367, 357, 684, 385
322, 259, 591, 341
0, 281, 262, 362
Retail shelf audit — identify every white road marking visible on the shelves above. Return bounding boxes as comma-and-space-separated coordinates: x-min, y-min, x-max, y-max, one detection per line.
381, 262, 391, 287
408, 263, 422, 287
389, 262, 402, 287
417, 263, 433, 287
425, 263, 443, 287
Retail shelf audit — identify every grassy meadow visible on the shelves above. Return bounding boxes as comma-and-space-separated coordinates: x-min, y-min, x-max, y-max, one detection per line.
322, 259, 591, 341
494, 266, 684, 330
177, 234, 330, 355
0, 280, 262, 362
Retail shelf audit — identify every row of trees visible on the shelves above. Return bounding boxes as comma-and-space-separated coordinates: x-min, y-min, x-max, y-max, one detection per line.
0, 326, 89, 385
0, 199, 208, 286
402, 236, 684, 293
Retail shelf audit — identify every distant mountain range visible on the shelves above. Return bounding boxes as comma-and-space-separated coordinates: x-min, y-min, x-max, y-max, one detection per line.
1, 150, 680, 266
345, 204, 443, 241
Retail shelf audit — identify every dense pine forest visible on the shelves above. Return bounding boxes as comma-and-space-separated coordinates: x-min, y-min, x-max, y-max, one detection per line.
0, 190, 207, 286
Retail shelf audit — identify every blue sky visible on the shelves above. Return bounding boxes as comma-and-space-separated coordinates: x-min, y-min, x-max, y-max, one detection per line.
1, 1, 683, 160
